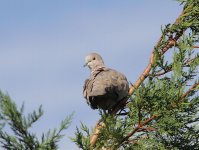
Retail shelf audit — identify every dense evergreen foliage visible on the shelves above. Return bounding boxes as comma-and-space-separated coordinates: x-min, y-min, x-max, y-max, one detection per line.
0, 91, 73, 150
72, 0, 199, 149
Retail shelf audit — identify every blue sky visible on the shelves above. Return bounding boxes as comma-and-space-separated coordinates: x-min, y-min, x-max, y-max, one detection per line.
0, 0, 182, 149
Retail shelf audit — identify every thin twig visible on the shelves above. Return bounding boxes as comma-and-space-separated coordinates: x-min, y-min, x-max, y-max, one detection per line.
193, 46, 199, 48
137, 127, 156, 132
117, 115, 158, 148
151, 55, 198, 77
152, 67, 172, 77
179, 82, 199, 102
171, 81, 199, 108
138, 107, 141, 126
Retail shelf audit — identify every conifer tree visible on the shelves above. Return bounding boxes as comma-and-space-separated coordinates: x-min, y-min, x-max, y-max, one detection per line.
0, 91, 73, 150
72, 0, 199, 149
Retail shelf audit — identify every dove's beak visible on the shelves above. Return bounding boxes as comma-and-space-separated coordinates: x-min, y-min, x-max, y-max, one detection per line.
83, 63, 88, 67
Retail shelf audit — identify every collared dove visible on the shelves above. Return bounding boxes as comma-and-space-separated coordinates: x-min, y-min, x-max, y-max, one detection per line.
83, 53, 129, 110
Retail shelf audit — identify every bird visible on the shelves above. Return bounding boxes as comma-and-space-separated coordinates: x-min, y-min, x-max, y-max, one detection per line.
83, 52, 129, 111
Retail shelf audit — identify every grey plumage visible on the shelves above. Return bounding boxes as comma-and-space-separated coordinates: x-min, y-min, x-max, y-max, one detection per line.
83, 53, 129, 110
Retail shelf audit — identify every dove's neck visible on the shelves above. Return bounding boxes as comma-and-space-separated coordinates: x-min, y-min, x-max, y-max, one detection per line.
90, 65, 105, 75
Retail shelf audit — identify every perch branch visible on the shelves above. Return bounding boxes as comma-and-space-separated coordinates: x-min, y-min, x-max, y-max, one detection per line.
90, 121, 106, 147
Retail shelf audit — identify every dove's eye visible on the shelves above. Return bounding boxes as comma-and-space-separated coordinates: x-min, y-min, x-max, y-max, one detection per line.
93, 57, 96, 60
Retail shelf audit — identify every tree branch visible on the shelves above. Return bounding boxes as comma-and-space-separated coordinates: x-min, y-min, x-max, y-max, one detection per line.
90, 121, 106, 147
151, 66, 172, 77
115, 115, 158, 149
137, 126, 156, 132
151, 55, 198, 77
179, 82, 199, 102
171, 81, 199, 108
193, 46, 199, 48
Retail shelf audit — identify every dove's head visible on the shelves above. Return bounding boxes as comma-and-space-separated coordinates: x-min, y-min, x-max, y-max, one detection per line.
84, 53, 105, 71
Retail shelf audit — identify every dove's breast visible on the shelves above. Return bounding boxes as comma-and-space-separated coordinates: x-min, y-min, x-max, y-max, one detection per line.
83, 68, 129, 110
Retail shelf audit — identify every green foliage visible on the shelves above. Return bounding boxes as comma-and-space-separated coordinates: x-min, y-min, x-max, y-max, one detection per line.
96, 115, 126, 149
72, 0, 199, 149
0, 91, 73, 150
71, 122, 91, 150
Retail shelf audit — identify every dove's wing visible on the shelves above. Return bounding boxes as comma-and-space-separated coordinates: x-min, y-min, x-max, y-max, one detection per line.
83, 68, 129, 110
